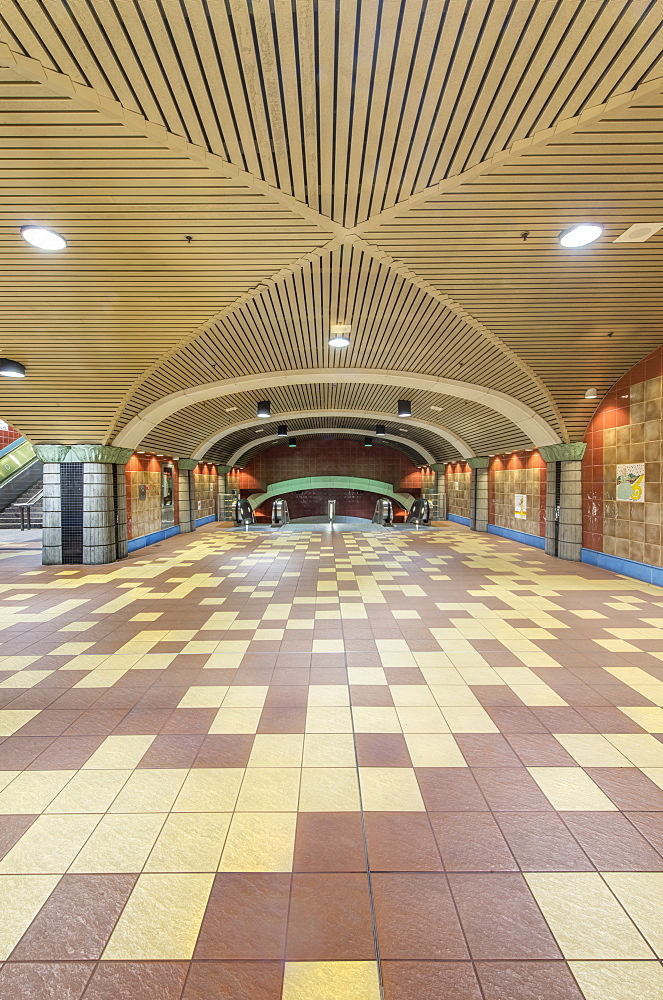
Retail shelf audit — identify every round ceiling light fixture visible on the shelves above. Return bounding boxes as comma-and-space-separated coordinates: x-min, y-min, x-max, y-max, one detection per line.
0, 358, 26, 379
20, 225, 67, 251
584, 387, 598, 399
559, 224, 603, 248
329, 324, 351, 348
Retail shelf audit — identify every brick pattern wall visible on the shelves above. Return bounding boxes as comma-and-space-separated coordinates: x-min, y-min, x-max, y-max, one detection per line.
446, 463, 471, 520
238, 439, 423, 494
255, 488, 407, 522
193, 464, 218, 519
489, 451, 547, 537
125, 455, 179, 540
0, 421, 22, 451
584, 345, 663, 567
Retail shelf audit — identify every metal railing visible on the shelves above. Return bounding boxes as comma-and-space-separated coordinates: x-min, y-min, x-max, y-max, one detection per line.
14, 488, 43, 530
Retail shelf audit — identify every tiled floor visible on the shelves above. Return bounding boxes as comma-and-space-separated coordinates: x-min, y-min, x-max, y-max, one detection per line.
0, 521, 662, 999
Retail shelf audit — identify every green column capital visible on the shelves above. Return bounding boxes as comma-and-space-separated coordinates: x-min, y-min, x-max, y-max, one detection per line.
34, 444, 134, 464
177, 458, 199, 471
467, 456, 490, 469
538, 442, 586, 462
430, 463, 447, 473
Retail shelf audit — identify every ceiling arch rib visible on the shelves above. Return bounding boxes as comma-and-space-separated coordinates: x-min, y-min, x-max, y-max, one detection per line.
225, 430, 435, 469
114, 369, 559, 453
189, 410, 471, 463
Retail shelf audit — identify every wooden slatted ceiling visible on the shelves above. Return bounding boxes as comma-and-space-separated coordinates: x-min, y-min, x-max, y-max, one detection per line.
361, 88, 663, 441
226, 429, 427, 468
2, 0, 661, 227
116, 242, 558, 439
0, 69, 334, 442
141, 383, 530, 462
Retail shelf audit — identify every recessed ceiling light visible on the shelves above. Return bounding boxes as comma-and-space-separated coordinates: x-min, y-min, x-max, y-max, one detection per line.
256, 400, 271, 418
224, 406, 237, 412
329, 324, 351, 348
559, 224, 603, 248
399, 428, 408, 432
0, 358, 26, 379
430, 405, 443, 412
328, 336, 350, 347
255, 429, 264, 434
398, 400, 412, 418
20, 225, 67, 251
584, 387, 598, 399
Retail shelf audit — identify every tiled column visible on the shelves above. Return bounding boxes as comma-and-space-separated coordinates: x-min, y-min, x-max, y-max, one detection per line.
431, 463, 447, 519
34, 445, 132, 565
216, 465, 231, 521
540, 443, 586, 561
468, 457, 489, 531
177, 459, 198, 534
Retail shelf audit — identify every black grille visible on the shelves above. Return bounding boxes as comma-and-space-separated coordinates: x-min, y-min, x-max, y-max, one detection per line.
60, 463, 84, 564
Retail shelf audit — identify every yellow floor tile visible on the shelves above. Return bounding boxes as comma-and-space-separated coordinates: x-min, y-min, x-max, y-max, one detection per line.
108, 769, 188, 812
0, 770, 74, 814
397, 707, 449, 733
173, 768, 244, 812
347, 667, 387, 685
0, 670, 53, 689
282, 961, 381, 1000
209, 706, 263, 734
603, 873, 663, 956
429, 684, 480, 707
45, 769, 131, 813
352, 706, 402, 733
618, 706, 663, 731
103, 873, 214, 960
305, 707, 354, 733
509, 684, 567, 706
204, 652, 244, 669
248, 734, 304, 767
404, 733, 467, 767
389, 685, 437, 707
236, 767, 300, 811
605, 734, 663, 767
526, 872, 652, 959
0, 814, 101, 874
178, 686, 229, 708
0, 710, 40, 737
299, 768, 361, 811
222, 685, 269, 707
569, 961, 663, 1000
527, 767, 617, 811
307, 685, 350, 707
0, 874, 61, 959
219, 812, 296, 872
441, 707, 499, 733
642, 768, 663, 790
302, 734, 356, 767
312, 640, 344, 652
554, 734, 633, 767
69, 813, 166, 873
358, 767, 425, 811
82, 735, 155, 769
145, 813, 231, 873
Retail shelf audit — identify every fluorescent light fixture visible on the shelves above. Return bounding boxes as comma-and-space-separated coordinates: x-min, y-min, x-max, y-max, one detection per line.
329, 324, 351, 348
375, 424, 386, 435
20, 225, 67, 251
430, 405, 443, 412
398, 400, 412, 418
559, 224, 603, 248
224, 406, 237, 412
584, 387, 598, 399
257, 400, 271, 418
277, 424, 288, 436
0, 358, 26, 378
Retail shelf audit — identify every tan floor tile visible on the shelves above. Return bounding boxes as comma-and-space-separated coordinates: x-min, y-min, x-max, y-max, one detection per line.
397, 707, 449, 733
145, 813, 231, 872
209, 706, 263, 734
0, 874, 61, 959
605, 734, 663, 767
441, 706, 498, 733
528, 767, 617, 811
236, 767, 300, 811
347, 667, 388, 685
219, 811, 296, 872
555, 734, 633, 767
569, 961, 663, 1000
404, 733, 467, 767
429, 684, 480, 707
103, 873, 214, 959
306, 707, 353, 733
249, 734, 304, 767
82, 735, 156, 769
222, 685, 269, 707
389, 685, 437, 707
526, 872, 652, 959
358, 767, 425, 811
299, 768, 361, 811
108, 768, 188, 812
603, 873, 663, 956
302, 734, 356, 767
282, 961, 380, 1000
618, 707, 663, 732
352, 706, 402, 733
46, 769, 131, 813
0, 814, 101, 874
173, 768, 244, 812
0, 710, 40, 737
178, 685, 229, 708
307, 685, 350, 707
0, 770, 74, 814
69, 813, 166, 873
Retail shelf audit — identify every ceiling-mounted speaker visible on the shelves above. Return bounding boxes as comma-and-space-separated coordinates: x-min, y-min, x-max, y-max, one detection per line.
365, 437, 373, 447
614, 223, 663, 243
257, 400, 271, 418
289, 437, 297, 447
398, 400, 412, 418
375, 424, 386, 435
277, 424, 288, 436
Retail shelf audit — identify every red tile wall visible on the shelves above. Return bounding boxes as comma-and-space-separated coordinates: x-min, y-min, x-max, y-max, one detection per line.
0, 422, 22, 451
254, 488, 408, 522
488, 450, 547, 537
125, 453, 180, 540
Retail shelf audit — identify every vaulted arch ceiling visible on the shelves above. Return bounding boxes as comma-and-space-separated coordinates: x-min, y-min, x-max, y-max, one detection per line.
0, 1, 661, 453
225, 430, 434, 469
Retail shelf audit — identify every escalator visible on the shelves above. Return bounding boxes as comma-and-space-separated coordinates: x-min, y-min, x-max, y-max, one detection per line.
0, 439, 43, 528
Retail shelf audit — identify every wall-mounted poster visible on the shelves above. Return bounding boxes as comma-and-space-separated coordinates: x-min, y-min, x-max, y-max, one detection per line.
617, 463, 645, 502
514, 494, 527, 519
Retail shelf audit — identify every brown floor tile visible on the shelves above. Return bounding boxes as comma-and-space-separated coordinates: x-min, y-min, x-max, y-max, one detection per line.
384, 667, 425, 684
82, 961, 189, 1000
372, 873, 468, 959
531, 708, 597, 733
561, 811, 663, 870
0, 815, 38, 860
448, 874, 562, 959
472, 686, 523, 707
263, 686, 309, 707
625, 811, 663, 856
415, 769, 488, 811
112, 709, 173, 735
350, 685, 395, 706
309, 667, 348, 684
505, 734, 578, 766
257, 706, 307, 733
472, 768, 553, 812
430, 813, 517, 872
578, 707, 647, 733
271, 669, 310, 685
495, 813, 593, 871
9, 710, 83, 737
475, 960, 584, 999
355, 733, 412, 767
381, 961, 482, 1000
293, 813, 366, 872
11, 874, 136, 960
586, 766, 663, 810
364, 812, 442, 871
193, 734, 254, 767
455, 735, 522, 767
63, 710, 128, 736
230, 669, 274, 686
182, 961, 284, 1000
195, 873, 290, 960
137, 734, 204, 768
160, 708, 218, 734
485, 707, 547, 733
0, 737, 53, 770
0, 962, 94, 1000
27, 736, 105, 770
286, 872, 375, 960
